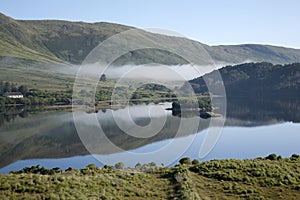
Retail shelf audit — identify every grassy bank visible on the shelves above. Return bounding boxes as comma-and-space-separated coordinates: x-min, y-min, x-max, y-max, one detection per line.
1, 155, 300, 199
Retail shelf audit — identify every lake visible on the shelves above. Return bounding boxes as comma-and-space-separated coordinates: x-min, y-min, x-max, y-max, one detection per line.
0, 97, 300, 173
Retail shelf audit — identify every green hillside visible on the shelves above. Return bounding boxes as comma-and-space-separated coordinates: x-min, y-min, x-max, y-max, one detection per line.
208, 44, 300, 64
0, 13, 188, 66
1, 156, 300, 199
0, 13, 131, 64
2, 13, 300, 66
189, 62, 300, 98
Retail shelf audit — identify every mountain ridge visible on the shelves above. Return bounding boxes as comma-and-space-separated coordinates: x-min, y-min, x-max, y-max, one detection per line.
1, 13, 300, 66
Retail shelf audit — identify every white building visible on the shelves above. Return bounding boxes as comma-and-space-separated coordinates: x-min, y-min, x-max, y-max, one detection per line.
4, 92, 24, 99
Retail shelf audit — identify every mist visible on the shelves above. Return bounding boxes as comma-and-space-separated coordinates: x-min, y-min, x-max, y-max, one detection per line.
0, 55, 252, 83
68, 63, 229, 82
104, 64, 219, 81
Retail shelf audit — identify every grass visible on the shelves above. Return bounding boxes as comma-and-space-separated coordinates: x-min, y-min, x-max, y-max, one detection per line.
3, 13, 300, 67
0, 59, 74, 91
1, 155, 300, 199
0, 165, 174, 199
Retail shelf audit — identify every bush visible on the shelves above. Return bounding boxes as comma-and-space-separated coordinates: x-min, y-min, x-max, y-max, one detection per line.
86, 164, 99, 170
114, 162, 125, 169
103, 165, 113, 171
265, 154, 277, 161
277, 155, 282, 160
135, 163, 142, 169
179, 157, 191, 165
291, 154, 300, 160
192, 159, 200, 165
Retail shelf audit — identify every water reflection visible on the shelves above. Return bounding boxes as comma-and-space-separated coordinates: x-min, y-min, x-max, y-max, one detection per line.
0, 103, 211, 168
226, 97, 300, 126
0, 106, 28, 126
1, 122, 299, 174
0, 97, 300, 170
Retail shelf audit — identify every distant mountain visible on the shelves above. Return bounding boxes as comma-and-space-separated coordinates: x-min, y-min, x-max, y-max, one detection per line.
2, 13, 300, 65
189, 62, 300, 98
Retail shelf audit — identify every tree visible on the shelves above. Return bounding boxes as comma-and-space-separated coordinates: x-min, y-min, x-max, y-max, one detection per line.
135, 163, 142, 169
114, 162, 125, 169
100, 74, 107, 82
11, 83, 17, 92
3, 81, 10, 93
18, 85, 28, 95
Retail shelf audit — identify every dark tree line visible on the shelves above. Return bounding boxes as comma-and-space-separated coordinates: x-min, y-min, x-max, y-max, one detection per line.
0, 81, 28, 96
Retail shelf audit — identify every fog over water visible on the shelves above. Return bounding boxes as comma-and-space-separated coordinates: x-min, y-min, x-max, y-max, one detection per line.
48, 63, 228, 81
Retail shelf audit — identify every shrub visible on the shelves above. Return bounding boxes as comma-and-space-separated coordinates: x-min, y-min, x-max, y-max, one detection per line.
86, 164, 98, 170
277, 155, 282, 160
179, 157, 191, 165
265, 154, 277, 161
103, 165, 113, 171
291, 154, 300, 160
114, 162, 125, 170
52, 167, 62, 174
192, 159, 200, 165
65, 167, 73, 171
135, 163, 142, 169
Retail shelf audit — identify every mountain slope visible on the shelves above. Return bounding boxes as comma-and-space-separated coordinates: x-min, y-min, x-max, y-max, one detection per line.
189, 62, 300, 97
207, 44, 300, 64
0, 13, 132, 64
1, 13, 300, 65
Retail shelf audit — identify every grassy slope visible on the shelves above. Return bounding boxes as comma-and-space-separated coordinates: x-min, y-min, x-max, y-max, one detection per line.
2, 13, 300, 66
207, 44, 300, 64
0, 60, 74, 90
1, 157, 300, 199
2, 13, 300, 92
0, 14, 65, 64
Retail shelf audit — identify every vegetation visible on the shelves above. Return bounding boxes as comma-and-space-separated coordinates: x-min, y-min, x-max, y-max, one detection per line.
0, 80, 174, 108
0, 13, 187, 65
0, 80, 72, 106
114, 162, 125, 170
171, 98, 213, 118
2, 13, 300, 66
0, 80, 28, 95
179, 157, 192, 165
0, 58, 75, 92
190, 62, 300, 98
94, 82, 175, 104
1, 155, 300, 199
2, 12, 300, 200
172, 98, 211, 111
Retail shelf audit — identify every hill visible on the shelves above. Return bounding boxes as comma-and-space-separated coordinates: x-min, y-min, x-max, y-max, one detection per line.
1, 156, 300, 199
0, 13, 131, 64
189, 62, 300, 98
2, 13, 300, 66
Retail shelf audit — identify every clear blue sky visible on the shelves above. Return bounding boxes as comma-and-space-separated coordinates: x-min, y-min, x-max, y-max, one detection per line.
1, 0, 300, 48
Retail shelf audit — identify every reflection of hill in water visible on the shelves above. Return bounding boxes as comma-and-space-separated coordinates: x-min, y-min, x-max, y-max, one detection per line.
226, 97, 300, 126
0, 105, 210, 168
1, 98, 300, 168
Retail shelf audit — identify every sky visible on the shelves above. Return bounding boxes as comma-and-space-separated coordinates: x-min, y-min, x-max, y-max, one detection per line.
1, 0, 300, 48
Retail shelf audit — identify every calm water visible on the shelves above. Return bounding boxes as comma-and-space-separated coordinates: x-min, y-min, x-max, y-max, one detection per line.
0, 98, 300, 173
